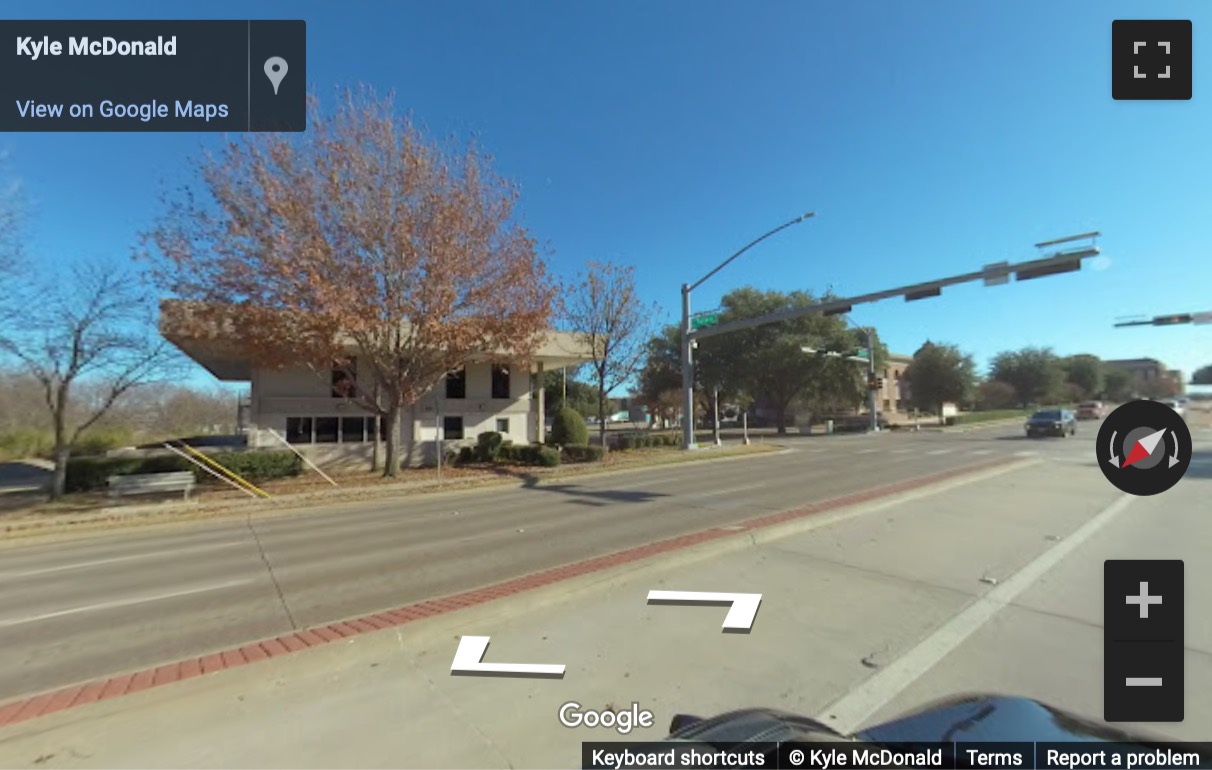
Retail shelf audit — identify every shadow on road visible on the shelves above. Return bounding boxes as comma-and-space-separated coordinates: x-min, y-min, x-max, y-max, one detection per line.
478, 464, 672, 506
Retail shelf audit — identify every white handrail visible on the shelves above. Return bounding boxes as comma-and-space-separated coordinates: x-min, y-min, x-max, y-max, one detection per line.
161, 443, 257, 498
264, 429, 339, 487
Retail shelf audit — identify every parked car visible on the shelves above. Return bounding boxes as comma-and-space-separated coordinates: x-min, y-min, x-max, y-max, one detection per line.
1075, 401, 1106, 420
1025, 408, 1077, 438
1165, 399, 1185, 417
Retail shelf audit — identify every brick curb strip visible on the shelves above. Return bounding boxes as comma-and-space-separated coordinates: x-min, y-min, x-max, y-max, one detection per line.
0, 456, 1019, 729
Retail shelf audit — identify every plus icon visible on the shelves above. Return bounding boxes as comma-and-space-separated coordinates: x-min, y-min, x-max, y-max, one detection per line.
1126, 581, 1163, 618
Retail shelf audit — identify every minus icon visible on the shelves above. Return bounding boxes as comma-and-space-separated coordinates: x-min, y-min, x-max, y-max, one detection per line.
1126, 677, 1163, 686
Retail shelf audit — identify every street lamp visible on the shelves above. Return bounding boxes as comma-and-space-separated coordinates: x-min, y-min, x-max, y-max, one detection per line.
681, 212, 816, 450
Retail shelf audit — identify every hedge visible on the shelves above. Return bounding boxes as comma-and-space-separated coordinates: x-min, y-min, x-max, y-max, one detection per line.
562, 444, 605, 463
474, 431, 506, 462
65, 450, 302, 493
612, 432, 680, 451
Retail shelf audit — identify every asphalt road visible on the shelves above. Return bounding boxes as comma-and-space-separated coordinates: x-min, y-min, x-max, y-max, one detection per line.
0, 415, 1207, 768
0, 419, 1181, 703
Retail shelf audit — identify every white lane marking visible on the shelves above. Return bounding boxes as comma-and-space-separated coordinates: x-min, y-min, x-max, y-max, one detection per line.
1014, 450, 1038, 457
0, 541, 244, 580
891, 449, 913, 455
689, 482, 766, 497
814, 493, 1136, 735
450, 636, 565, 677
647, 590, 763, 631
971, 449, 994, 456
855, 449, 878, 455
926, 449, 953, 456
0, 579, 255, 629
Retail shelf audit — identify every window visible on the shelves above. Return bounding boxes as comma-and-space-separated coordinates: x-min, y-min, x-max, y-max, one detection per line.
442, 416, 464, 440
492, 364, 511, 399
286, 417, 313, 444
446, 367, 466, 399
496, 417, 509, 434
332, 358, 357, 398
315, 417, 339, 443
341, 416, 367, 443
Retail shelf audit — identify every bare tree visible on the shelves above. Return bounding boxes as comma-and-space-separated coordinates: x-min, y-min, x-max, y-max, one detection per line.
0, 262, 177, 498
144, 87, 556, 476
564, 262, 659, 447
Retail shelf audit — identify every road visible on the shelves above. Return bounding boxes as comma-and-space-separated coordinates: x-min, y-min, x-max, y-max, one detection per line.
0, 417, 1208, 768
0, 424, 1046, 703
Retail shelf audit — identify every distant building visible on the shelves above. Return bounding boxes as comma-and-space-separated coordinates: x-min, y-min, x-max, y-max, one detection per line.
1105, 358, 1184, 397
877, 353, 915, 415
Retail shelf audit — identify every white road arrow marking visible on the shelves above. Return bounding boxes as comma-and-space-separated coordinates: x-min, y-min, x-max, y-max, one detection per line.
449, 636, 565, 678
647, 590, 763, 632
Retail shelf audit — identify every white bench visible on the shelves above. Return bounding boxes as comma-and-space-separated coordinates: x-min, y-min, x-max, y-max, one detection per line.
107, 471, 196, 500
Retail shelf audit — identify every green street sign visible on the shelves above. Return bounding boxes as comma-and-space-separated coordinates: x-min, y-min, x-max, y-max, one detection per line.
854, 348, 870, 360
691, 313, 719, 329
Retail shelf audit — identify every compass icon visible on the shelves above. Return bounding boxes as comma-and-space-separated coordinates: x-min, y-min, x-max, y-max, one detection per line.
1097, 399, 1192, 496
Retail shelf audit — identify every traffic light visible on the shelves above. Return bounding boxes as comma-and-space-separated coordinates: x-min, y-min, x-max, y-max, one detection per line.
867, 376, 879, 390
1153, 314, 1192, 326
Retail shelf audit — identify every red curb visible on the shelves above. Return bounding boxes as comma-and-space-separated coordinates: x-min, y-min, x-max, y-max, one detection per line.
0, 456, 1016, 730
70, 681, 108, 707
220, 650, 248, 669
199, 654, 226, 674
127, 670, 156, 694
151, 664, 181, 687
241, 644, 270, 663
12, 693, 55, 722
179, 658, 203, 681
36, 687, 82, 718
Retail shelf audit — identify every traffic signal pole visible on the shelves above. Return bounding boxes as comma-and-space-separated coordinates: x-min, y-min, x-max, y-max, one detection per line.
864, 327, 879, 432
680, 229, 1099, 450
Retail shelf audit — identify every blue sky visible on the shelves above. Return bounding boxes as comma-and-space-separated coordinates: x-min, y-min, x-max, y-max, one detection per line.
4, 0, 1210, 390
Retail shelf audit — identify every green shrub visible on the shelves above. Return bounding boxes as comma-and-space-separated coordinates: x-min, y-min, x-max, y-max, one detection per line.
207, 451, 301, 482
474, 431, 505, 462
65, 455, 191, 493
550, 407, 588, 446
537, 446, 561, 467
456, 446, 474, 465
64, 450, 300, 493
562, 444, 605, 463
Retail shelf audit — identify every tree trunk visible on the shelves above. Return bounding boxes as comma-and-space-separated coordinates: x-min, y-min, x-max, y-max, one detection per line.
50, 443, 69, 501
597, 376, 607, 449
383, 404, 402, 477
371, 414, 381, 472
49, 390, 70, 500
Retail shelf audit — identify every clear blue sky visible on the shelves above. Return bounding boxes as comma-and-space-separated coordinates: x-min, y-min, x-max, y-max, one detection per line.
4, 1, 1210, 389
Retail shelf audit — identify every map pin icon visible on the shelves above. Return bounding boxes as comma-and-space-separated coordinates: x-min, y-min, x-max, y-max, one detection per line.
264, 57, 288, 95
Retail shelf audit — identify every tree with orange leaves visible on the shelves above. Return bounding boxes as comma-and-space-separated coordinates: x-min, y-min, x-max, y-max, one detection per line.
144, 88, 556, 476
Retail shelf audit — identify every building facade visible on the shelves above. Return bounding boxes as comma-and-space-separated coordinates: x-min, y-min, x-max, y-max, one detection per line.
1105, 358, 1185, 397
161, 301, 595, 468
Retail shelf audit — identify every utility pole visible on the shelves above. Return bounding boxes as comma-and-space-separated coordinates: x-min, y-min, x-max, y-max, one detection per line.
864, 327, 879, 432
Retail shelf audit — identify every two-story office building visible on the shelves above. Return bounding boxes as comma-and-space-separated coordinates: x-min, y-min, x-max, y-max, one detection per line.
160, 300, 595, 468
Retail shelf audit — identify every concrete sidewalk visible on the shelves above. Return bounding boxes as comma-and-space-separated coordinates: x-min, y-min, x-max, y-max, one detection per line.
0, 456, 1205, 768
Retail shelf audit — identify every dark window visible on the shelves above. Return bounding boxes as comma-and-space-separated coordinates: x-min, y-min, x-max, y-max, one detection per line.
492, 364, 511, 399
315, 417, 339, 443
286, 417, 313, 444
332, 358, 357, 398
446, 367, 466, 399
442, 416, 464, 440
496, 417, 509, 433
341, 417, 366, 443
